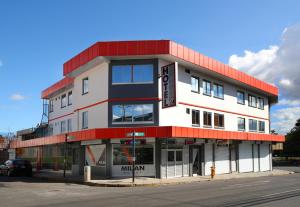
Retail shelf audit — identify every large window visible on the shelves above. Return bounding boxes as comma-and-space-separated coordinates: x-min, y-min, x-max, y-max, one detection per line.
214, 113, 224, 128
60, 121, 66, 133
82, 77, 89, 95
61, 94, 66, 108
192, 110, 200, 126
238, 117, 245, 131
258, 97, 264, 109
259, 121, 265, 132
113, 144, 153, 165
248, 95, 257, 107
249, 119, 258, 131
112, 104, 154, 123
237, 91, 245, 105
191, 76, 199, 93
112, 64, 153, 84
203, 111, 212, 127
68, 91, 72, 106
213, 83, 224, 99
203, 80, 211, 96
82, 111, 88, 129
67, 119, 72, 132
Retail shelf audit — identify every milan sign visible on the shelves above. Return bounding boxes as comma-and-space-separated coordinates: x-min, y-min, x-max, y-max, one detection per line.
161, 63, 176, 108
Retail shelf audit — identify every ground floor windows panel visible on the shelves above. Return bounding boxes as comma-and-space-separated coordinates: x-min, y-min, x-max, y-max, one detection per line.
239, 142, 254, 173
253, 144, 260, 172
204, 143, 213, 176
260, 143, 271, 171
215, 144, 230, 174
230, 145, 237, 172
112, 142, 155, 177
85, 144, 106, 179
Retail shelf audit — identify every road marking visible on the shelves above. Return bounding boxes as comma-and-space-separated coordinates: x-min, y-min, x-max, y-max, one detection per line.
261, 188, 300, 198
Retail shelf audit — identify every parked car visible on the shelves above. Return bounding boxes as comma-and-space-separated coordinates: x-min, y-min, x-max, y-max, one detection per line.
0, 159, 32, 177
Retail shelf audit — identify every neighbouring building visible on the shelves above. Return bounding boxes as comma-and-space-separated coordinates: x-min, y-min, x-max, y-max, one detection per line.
10, 40, 284, 178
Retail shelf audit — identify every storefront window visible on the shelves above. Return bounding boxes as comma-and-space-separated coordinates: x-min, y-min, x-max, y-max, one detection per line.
113, 144, 153, 165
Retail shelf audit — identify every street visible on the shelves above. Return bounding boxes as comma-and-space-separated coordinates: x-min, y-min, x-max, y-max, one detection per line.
1, 171, 300, 207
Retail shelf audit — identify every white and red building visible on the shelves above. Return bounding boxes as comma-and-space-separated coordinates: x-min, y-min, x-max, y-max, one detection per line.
11, 40, 284, 178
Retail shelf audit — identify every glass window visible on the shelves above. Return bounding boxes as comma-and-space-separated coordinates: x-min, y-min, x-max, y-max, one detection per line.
112, 65, 132, 83
213, 83, 224, 99
249, 119, 258, 131
49, 99, 54, 112
176, 151, 183, 162
68, 91, 72, 105
48, 124, 53, 136
82, 111, 88, 129
259, 121, 265, 132
258, 97, 264, 109
203, 111, 212, 127
60, 121, 66, 133
82, 77, 89, 94
248, 95, 257, 107
214, 113, 224, 128
112, 104, 154, 123
192, 110, 200, 126
168, 151, 175, 162
203, 80, 211, 96
191, 76, 199, 92
61, 94, 66, 108
238, 118, 245, 131
67, 119, 72, 132
133, 64, 153, 83
112, 64, 154, 84
237, 91, 245, 105
113, 145, 154, 165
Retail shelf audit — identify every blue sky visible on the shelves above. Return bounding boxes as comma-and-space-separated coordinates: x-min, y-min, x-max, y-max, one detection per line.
1, 0, 300, 133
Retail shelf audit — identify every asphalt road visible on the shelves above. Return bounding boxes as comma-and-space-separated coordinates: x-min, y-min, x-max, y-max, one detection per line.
1, 169, 300, 207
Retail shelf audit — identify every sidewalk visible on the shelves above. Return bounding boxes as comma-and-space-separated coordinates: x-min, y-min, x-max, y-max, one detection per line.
33, 169, 293, 187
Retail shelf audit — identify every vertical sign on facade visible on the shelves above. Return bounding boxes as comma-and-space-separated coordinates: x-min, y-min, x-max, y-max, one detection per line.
161, 63, 176, 108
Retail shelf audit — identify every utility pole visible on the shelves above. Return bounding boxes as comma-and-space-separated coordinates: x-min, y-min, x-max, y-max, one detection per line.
132, 129, 135, 183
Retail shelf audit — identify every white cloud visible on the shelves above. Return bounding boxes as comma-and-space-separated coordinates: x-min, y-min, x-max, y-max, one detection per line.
228, 23, 300, 133
271, 106, 300, 134
10, 93, 25, 101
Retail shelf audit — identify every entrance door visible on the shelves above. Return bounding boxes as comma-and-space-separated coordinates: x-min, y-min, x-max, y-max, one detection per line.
167, 150, 183, 177
190, 146, 201, 176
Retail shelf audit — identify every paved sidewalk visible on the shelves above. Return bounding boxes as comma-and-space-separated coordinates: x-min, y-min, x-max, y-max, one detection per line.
33, 169, 293, 187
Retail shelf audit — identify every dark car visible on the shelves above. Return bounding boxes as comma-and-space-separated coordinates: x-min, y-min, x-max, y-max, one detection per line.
0, 159, 32, 177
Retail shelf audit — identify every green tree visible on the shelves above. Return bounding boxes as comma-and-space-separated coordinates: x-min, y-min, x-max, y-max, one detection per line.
284, 119, 300, 156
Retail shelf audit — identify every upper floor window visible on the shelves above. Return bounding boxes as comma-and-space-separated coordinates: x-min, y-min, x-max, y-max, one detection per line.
61, 94, 67, 108
257, 97, 264, 109
67, 119, 72, 132
238, 117, 245, 131
48, 124, 53, 136
112, 104, 153, 123
249, 119, 257, 131
112, 64, 153, 84
82, 77, 89, 95
237, 91, 245, 105
49, 99, 54, 113
213, 83, 224, 99
248, 94, 257, 107
60, 121, 66, 133
259, 121, 265, 132
214, 113, 224, 128
191, 76, 199, 93
68, 91, 72, 106
192, 109, 200, 126
82, 111, 88, 129
203, 80, 211, 96
203, 111, 212, 127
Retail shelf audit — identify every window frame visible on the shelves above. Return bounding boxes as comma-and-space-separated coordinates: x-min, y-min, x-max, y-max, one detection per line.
82, 111, 88, 129
237, 117, 246, 131
249, 119, 258, 132
191, 76, 200, 93
213, 83, 224, 99
49, 99, 54, 113
192, 109, 200, 126
203, 111, 212, 127
258, 121, 265, 132
61, 94, 67, 108
257, 97, 264, 110
68, 91, 72, 106
67, 119, 72, 132
237, 91, 245, 105
203, 79, 212, 96
60, 120, 66, 133
82, 77, 89, 95
248, 94, 257, 108
214, 113, 224, 128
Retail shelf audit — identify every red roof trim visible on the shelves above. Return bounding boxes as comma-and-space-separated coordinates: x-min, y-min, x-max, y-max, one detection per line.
10, 126, 284, 148
62, 40, 278, 96
41, 77, 74, 99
